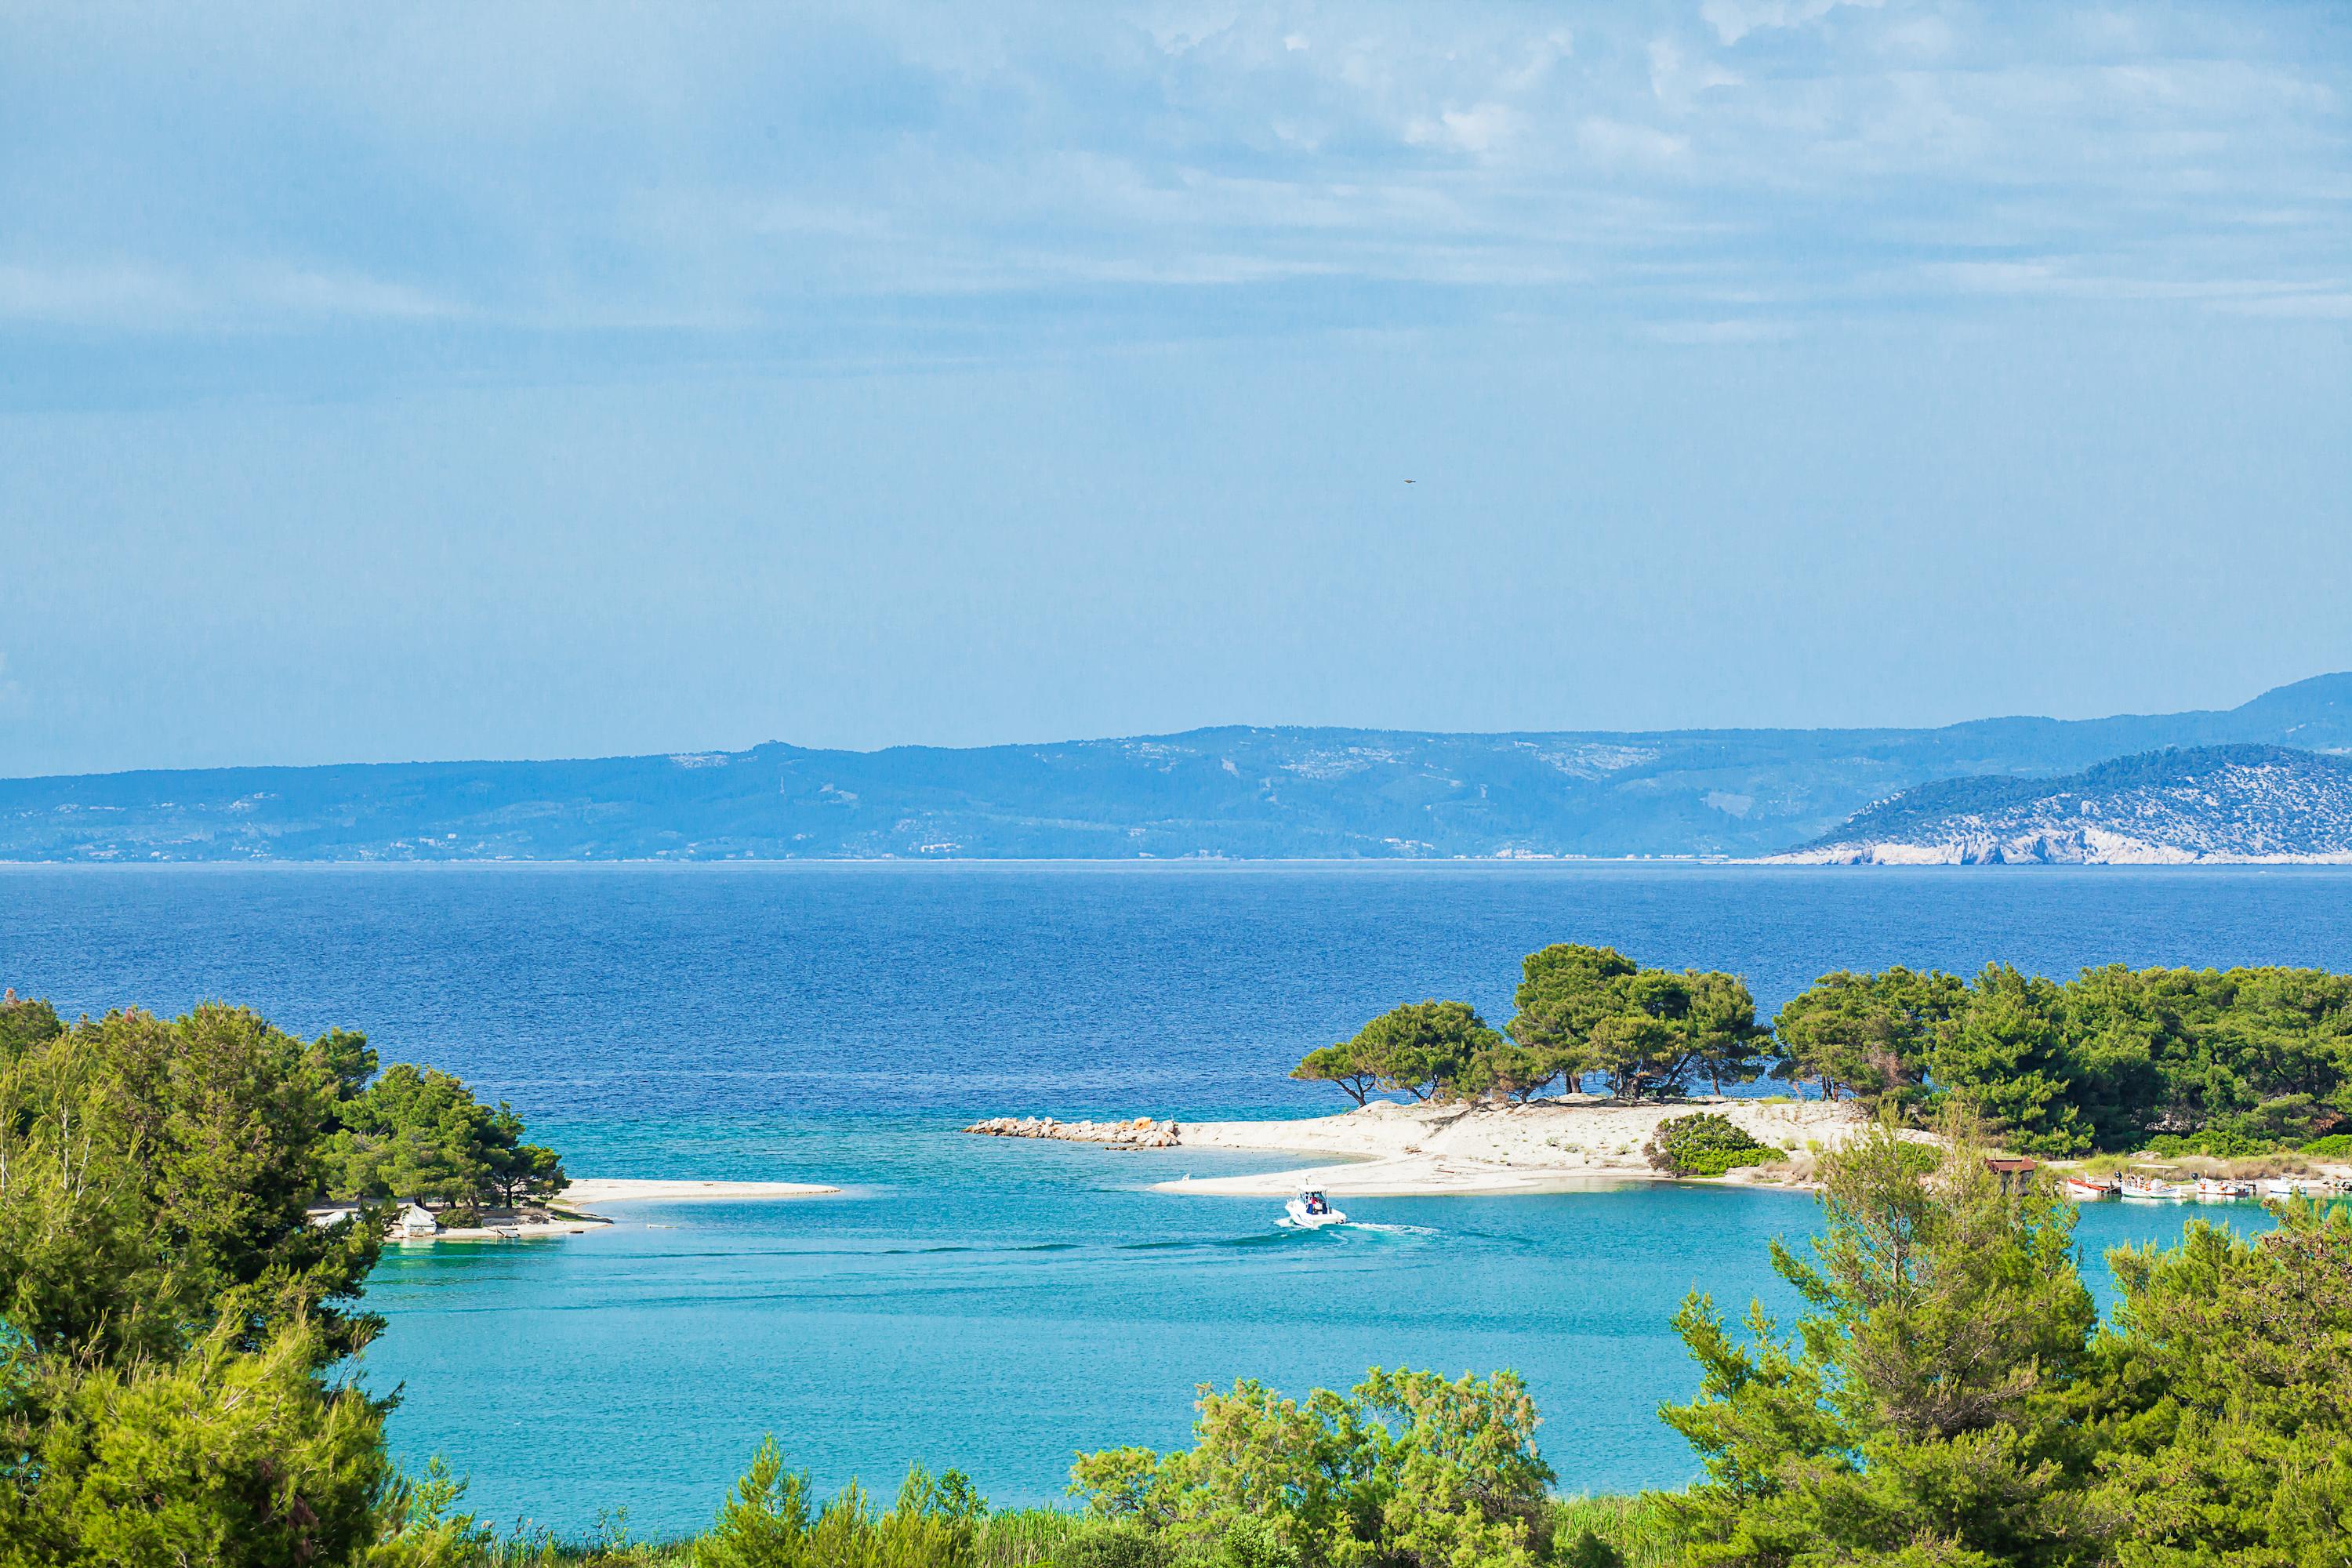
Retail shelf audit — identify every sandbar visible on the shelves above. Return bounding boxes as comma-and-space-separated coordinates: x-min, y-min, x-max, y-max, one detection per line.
1139, 1096, 1881, 1197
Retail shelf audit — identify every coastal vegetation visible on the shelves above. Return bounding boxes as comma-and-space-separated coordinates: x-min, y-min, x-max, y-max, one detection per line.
0, 993, 430, 1563
6, 987, 2350, 1566
1773, 961, 2352, 1156
1644, 1115, 1783, 1178
0, 993, 573, 1564
324, 1061, 568, 1216
1294, 948, 2352, 1159
1047, 1120, 2352, 1568
1293, 948, 1769, 1108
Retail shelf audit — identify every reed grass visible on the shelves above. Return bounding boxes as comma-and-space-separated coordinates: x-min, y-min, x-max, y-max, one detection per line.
1551, 1493, 1680, 1568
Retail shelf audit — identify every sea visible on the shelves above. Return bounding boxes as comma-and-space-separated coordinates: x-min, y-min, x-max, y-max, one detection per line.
5, 862, 2349, 1537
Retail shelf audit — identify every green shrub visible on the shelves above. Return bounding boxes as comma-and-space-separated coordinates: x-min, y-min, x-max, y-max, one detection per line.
2146, 1128, 2285, 1159
1053, 1520, 1170, 1568
699, 1440, 985, 1568
1209, 1515, 1298, 1568
1645, 1113, 1784, 1177
1553, 1530, 1624, 1568
2302, 1132, 2352, 1159
1069, 1367, 1552, 1568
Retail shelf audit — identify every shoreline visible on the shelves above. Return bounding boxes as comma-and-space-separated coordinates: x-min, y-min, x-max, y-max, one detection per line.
1158, 1098, 1871, 1196
360, 1178, 843, 1243
978, 1096, 1886, 1197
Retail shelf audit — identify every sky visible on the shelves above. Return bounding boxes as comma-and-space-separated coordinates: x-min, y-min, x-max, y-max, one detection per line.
3, 0, 2349, 775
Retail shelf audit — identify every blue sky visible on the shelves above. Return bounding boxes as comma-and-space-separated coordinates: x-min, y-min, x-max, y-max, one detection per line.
3, 0, 2349, 774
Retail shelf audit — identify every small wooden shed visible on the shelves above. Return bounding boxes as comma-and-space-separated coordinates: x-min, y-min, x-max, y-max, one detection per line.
1985, 1156, 2038, 1193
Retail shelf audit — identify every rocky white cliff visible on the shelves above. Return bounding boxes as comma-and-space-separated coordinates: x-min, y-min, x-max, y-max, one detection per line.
1776, 745, 2352, 865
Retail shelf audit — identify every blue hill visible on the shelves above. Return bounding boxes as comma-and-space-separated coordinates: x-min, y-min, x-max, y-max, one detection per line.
5, 674, 2350, 861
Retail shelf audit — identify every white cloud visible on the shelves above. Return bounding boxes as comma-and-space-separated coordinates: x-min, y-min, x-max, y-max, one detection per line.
1576, 117, 1690, 168
1701, 0, 1886, 47
1646, 318, 1799, 344
0, 0, 2343, 350
0, 263, 202, 328
0, 260, 454, 329
1403, 103, 1517, 155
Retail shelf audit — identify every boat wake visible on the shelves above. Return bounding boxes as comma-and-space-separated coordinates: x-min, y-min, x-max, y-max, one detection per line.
1272, 1218, 1439, 1240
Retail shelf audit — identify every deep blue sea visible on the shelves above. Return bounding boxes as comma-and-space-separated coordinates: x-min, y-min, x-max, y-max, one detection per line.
5, 864, 2349, 1537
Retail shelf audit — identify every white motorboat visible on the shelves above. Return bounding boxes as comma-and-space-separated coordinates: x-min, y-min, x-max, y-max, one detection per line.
2060, 1177, 2114, 1202
2193, 1177, 2253, 1202
1283, 1190, 1347, 1229
2262, 1177, 2329, 1200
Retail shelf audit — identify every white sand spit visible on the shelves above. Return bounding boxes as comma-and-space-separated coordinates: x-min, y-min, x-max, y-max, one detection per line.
1148, 1095, 1882, 1197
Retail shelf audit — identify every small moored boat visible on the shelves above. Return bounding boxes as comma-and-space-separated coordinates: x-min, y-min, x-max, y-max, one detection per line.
2061, 1176, 2114, 1202
2262, 1177, 2331, 1200
2119, 1175, 2188, 1202
1283, 1190, 1347, 1229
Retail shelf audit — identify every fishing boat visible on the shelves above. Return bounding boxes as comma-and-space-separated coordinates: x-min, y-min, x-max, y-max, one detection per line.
2192, 1177, 2252, 1202
2060, 1175, 2114, 1202
2119, 1174, 2189, 1202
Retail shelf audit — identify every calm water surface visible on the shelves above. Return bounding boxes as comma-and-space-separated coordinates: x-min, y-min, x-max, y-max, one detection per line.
5, 864, 2346, 1534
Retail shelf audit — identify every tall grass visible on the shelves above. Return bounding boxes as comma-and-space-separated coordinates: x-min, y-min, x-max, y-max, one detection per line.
473, 1488, 1664, 1566
1552, 1494, 1680, 1568
974, 1508, 1088, 1566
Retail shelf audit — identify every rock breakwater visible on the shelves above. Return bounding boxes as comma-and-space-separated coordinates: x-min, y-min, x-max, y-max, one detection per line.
964, 1115, 1182, 1149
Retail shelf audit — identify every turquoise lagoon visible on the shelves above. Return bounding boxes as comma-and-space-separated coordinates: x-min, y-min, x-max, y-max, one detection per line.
5, 863, 2347, 1534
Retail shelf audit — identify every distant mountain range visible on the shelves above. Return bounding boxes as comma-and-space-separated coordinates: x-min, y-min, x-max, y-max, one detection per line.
3, 674, 2350, 862
1775, 745, 2352, 865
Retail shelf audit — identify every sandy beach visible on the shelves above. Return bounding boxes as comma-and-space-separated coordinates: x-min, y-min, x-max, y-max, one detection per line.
563, 1178, 842, 1203
1136, 1096, 1881, 1196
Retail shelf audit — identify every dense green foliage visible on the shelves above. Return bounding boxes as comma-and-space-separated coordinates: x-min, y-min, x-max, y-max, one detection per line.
1661, 1125, 2103, 1568
1646, 1115, 1784, 1178
0, 996, 405, 1565
2090, 1201, 2352, 1568
1294, 1001, 1508, 1105
325, 1062, 567, 1213
1509, 947, 1770, 1102
9, 985, 2350, 1568
1658, 1118, 2352, 1568
1769, 969, 1965, 1112
1069, 1366, 1556, 1567
1773, 963, 2352, 1155
0, 999, 384, 1366
1296, 949, 1770, 1106
1293, 948, 2352, 1156
699, 1442, 993, 1567
0, 992, 572, 1567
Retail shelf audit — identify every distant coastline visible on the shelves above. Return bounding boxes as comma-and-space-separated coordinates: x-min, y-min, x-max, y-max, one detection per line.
5, 673, 2347, 862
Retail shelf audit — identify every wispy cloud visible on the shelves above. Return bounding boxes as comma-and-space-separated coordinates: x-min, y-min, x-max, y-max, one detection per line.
0, 0, 2344, 358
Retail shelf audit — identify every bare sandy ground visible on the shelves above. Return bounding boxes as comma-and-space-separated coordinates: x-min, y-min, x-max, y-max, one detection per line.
1149, 1095, 1876, 1197
561, 1178, 841, 1203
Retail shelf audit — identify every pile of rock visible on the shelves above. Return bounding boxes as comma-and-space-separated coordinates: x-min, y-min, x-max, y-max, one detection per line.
964, 1115, 1181, 1149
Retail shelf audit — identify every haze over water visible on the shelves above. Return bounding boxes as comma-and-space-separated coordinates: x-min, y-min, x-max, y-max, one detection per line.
5, 864, 2346, 1535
